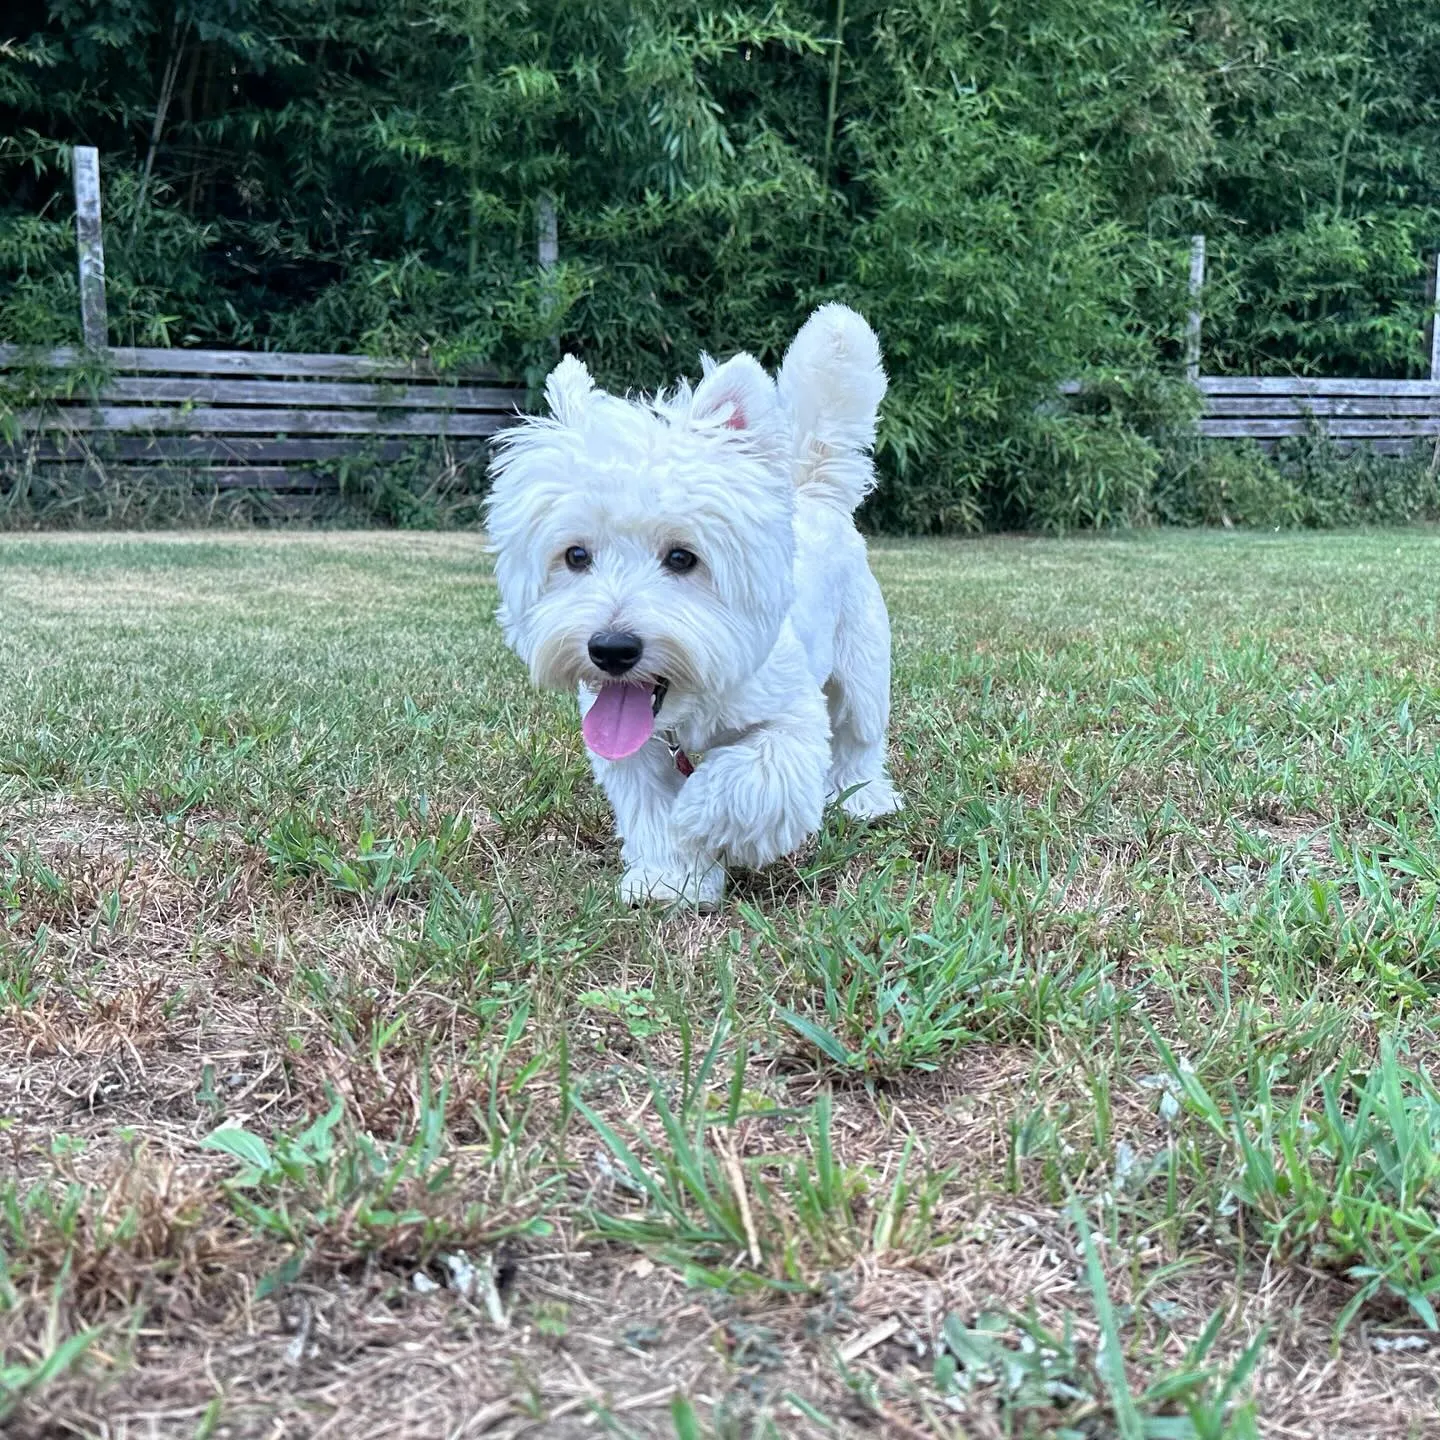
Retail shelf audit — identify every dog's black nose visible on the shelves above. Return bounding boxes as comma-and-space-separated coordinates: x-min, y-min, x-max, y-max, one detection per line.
588, 630, 644, 676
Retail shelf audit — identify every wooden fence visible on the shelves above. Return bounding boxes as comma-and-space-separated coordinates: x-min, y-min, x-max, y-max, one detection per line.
1177, 243, 1440, 452
1196, 376, 1440, 454
1064, 240, 1440, 453
2, 344, 523, 497
6, 154, 1440, 489
0, 147, 526, 503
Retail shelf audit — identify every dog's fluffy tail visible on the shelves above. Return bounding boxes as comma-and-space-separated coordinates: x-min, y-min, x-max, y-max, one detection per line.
778, 303, 887, 514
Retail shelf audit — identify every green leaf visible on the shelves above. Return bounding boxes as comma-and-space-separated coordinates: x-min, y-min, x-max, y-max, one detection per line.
201, 1127, 273, 1173
255, 1249, 307, 1299
774, 1008, 856, 1067
669, 1393, 702, 1440
1070, 1197, 1144, 1440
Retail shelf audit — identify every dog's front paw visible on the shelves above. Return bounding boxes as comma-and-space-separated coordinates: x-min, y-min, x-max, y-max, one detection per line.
619, 859, 726, 913
671, 744, 823, 871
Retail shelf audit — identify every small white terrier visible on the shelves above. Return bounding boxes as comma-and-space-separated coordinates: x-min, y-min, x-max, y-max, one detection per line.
485, 304, 901, 909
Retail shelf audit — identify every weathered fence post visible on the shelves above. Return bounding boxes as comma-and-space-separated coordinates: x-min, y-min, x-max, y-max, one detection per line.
73, 145, 108, 351
1425, 251, 1440, 382
537, 192, 560, 357
536, 193, 558, 271
1185, 234, 1206, 383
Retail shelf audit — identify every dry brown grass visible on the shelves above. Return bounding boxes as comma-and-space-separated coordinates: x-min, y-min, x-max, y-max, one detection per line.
1, 804, 1430, 1437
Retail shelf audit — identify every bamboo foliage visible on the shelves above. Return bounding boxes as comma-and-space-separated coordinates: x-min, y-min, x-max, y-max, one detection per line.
3, 0, 1440, 529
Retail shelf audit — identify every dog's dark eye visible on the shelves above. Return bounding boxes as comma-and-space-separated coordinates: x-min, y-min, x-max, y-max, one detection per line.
662, 547, 698, 574
564, 545, 592, 572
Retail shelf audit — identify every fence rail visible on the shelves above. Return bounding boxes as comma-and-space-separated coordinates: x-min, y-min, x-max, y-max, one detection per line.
4, 345, 505, 381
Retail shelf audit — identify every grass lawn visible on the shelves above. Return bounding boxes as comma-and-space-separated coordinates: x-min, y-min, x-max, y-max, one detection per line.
3, 527, 1440, 1438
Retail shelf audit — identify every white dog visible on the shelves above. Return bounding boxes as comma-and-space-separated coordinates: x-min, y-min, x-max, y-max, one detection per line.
484, 304, 900, 910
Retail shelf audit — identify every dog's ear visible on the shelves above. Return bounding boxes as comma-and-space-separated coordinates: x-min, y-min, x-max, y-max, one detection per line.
689, 353, 785, 464
544, 354, 596, 425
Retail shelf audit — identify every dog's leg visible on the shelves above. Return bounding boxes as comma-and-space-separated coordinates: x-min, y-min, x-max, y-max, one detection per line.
590, 743, 726, 911
825, 569, 903, 820
670, 705, 830, 871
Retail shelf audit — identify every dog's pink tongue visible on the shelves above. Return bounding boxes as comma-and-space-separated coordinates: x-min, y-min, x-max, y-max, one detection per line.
582, 683, 656, 761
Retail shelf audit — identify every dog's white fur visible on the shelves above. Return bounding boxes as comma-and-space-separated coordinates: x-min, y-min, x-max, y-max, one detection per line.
485, 303, 900, 909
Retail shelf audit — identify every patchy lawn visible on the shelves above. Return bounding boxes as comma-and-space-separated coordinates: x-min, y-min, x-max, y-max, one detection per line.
3, 528, 1440, 1438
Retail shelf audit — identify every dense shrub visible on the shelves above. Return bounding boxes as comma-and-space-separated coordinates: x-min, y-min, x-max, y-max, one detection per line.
1156, 437, 1440, 530
1154, 442, 1302, 529
3, 1, 1440, 530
